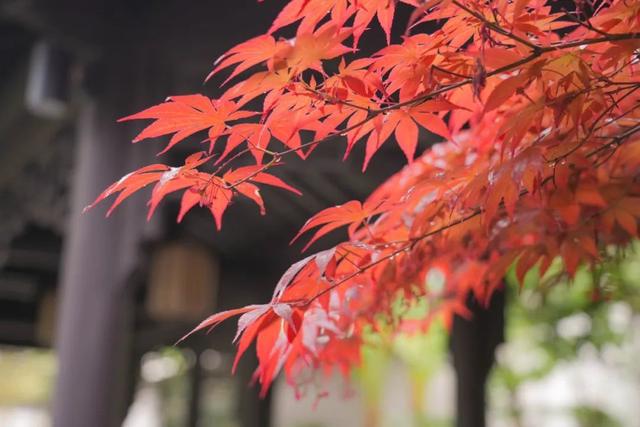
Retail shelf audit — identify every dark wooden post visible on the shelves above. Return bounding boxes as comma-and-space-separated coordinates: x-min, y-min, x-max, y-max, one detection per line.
52, 65, 150, 427
451, 290, 505, 427
187, 349, 204, 427
236, 352, 272, 427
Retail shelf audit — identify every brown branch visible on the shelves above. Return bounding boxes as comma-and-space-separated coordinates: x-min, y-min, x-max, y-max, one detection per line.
301, 85, 373, 113
562, 11, 610, 37
431, 64, 472, 80
451, 0, 541, 51
554, 85, 640, 161
548, 32, 640, 50
587, 123, 640, 159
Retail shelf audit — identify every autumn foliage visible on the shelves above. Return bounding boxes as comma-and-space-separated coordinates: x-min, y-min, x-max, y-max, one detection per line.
88, 0, 640, 395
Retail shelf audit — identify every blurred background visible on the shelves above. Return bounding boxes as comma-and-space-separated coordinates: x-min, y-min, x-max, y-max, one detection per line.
1, 1, 640, 426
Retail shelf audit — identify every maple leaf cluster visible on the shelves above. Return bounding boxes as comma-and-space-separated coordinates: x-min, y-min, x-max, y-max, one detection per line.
88, 0, 640, 395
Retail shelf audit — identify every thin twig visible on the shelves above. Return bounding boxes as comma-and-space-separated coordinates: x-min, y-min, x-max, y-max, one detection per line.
452, 0, 541, 51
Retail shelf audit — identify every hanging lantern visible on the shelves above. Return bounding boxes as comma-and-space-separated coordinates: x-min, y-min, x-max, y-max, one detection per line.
146, 242, 219, 322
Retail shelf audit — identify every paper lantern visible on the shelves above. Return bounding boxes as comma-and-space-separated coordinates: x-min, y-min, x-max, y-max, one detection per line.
146, 242, 219, 322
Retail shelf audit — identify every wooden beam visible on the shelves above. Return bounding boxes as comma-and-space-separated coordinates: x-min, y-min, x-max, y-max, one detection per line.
1, 0, 108, 58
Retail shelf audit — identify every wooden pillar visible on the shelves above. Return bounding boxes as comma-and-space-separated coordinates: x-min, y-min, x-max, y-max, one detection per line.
187, 349, 203, 427
52, 76, 147, 427
236, 351, 272, 427
451, 290, 505, 427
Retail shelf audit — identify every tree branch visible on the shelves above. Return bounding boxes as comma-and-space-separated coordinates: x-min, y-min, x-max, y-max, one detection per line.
451, 0, 541, 51
282, 124, 640, 307
215, 31, 639, 191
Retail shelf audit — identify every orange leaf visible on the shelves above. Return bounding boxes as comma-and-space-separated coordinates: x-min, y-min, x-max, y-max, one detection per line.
395, 116, 419, 162
292, 200, 379, 251
484, 73, 529, 113
119, 95, 255, 154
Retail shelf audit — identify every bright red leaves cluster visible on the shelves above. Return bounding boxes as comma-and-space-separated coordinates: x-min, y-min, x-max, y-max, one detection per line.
89, 0, 640, 396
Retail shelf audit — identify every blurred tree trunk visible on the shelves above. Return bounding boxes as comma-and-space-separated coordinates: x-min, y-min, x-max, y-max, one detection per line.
451, 290, 505, 427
